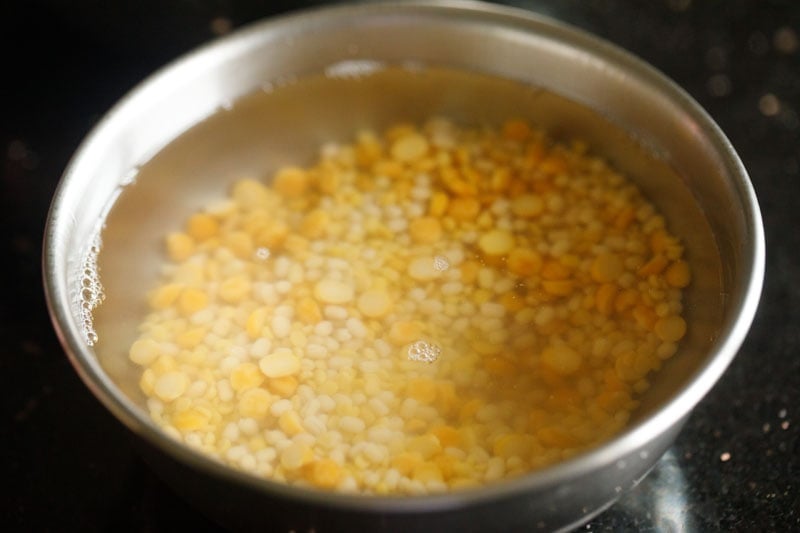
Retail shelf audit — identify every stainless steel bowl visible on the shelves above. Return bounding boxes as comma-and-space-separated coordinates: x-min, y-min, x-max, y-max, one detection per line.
43, 1, 764, 531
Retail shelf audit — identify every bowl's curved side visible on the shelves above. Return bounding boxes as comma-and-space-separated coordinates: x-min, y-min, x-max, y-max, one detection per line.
130, 417, 686, 532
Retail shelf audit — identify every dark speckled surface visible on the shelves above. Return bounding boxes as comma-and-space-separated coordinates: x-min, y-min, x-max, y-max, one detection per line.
2, 0, 798, 531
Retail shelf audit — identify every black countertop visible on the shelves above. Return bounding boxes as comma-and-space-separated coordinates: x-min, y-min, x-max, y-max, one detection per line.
2, 1, 798, 531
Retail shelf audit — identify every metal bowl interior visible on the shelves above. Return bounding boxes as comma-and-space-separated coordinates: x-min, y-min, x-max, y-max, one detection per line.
43, 1, 764, 531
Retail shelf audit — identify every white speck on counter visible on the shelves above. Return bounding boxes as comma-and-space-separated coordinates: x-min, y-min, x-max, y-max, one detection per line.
778, 408, 788, 418
720, 452, 731, 462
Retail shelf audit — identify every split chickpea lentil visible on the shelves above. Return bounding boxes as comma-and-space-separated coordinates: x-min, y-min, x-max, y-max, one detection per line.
129, 117, 691, 495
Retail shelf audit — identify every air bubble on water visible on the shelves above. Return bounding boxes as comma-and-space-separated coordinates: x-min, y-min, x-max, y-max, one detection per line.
255, 247, 271, 261
77, 234, 105, 346
407, 340, 441, 364
433, 255, 450, 272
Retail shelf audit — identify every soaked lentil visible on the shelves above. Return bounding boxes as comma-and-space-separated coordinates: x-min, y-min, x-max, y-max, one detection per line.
129, 117, 691, 495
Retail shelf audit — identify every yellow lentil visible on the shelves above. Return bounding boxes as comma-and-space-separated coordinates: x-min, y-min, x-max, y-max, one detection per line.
409, 217, 443, 244
590, 253, 624, 283
165, 232, 195, 262
178, 287, 208, 316
447, 196, 481, 220
391, 133, 429, 162
218, 275, 251, 304
238, 388, 273, 418
314, 279, 354, 304
541, 345, 582, 376
186, 213, 220, 241
230, 363, 264, 392
267, 376, 299, 397
129, 338, 160, 366
356, 289, 392, 318
665, 260, 692, 288
272, 166, 309, 198
154, 371, 189, 402
278, 410, 305, 436
654, 315, 687, 342
478, 230, 515, 256
129, 117, 691, 495
510, 194, 545, 218
173, 408, 209, 432
307, 459, 343, 489
148, 283, 183, 310
259, 348, 301, 378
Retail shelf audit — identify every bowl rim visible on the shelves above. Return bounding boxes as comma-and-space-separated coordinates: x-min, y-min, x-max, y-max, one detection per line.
42, 0, 765, 512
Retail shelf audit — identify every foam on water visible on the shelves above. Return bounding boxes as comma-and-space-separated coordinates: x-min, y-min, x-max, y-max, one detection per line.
407, 340, 441, 364
433, 255, 450, 272
77, 234, 105, 346
254, 247, 271, 261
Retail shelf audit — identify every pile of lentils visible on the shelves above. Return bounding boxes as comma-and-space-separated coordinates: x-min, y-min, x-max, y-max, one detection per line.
127, 117, 691, 495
